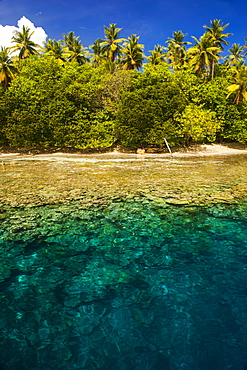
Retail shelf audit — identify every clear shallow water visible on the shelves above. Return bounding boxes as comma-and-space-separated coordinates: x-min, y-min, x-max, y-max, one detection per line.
1, 155, 247, 369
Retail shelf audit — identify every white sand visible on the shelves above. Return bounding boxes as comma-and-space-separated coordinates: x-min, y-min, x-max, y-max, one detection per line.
171, 143, 247, 156
1, 143, 247, 159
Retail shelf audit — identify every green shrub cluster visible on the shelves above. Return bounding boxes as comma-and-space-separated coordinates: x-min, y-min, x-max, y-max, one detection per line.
0, 55, 247, 149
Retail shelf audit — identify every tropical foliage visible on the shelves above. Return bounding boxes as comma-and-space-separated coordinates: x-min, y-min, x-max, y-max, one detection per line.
120, 35, 144, 70
166, 31, 191, 68
62, 32, 89, 64
147, 45, 166, 65
227, 65, 247, 104
10, 25, 39, 59
100, 24, 126, 62
42, 39, 66, 61
0, 47, 17, 88
187, 33, 221, 77
225, 43, 245, 67
1, 20, 247, 149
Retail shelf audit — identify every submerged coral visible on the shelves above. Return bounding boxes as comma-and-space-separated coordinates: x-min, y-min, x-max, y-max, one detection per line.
0, 155, 247, 369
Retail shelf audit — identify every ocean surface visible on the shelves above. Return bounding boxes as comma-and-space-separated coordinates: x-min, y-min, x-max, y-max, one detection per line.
0, 153, 247, 370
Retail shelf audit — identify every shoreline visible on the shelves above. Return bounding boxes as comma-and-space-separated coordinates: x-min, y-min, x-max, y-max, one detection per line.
1, 143, 247, 159
0, 142, 247, 209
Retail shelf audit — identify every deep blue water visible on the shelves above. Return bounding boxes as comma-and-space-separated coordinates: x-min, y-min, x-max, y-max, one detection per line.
1, 196, 247, 370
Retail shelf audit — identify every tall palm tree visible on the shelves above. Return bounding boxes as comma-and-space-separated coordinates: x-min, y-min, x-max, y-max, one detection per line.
203, 19, 232, 78
166, 31, 190, 67
11, 25, 39, 59
147, 45, 166, 65
227, 65, 247, 104
120, 34, 144, 70
203, 19, 232, 48
0, 47, 17, 88
62, 31, 88, 64
89, 39, 106, 68
42, 39, 66, 61
66, 39, 89, 64
100, 23, 126, 62
62, 31, 78, 50
187, 33, 221, 77
225, 43, 245, 67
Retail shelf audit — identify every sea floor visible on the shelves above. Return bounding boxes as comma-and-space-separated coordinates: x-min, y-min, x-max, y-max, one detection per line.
0, 154, 247, 369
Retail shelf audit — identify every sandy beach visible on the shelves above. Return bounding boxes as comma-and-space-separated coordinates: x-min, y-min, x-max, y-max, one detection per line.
1, 143, 247, 158
170, 143, 247, 156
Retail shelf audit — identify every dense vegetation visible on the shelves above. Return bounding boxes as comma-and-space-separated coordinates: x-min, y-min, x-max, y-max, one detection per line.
1, 20, 247, 149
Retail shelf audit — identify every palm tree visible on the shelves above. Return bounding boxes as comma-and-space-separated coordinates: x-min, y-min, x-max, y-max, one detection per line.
100, 23, 126, 62
120, 34, 144, 70
166, 31, 190, 67
89, 39, 106, 68
147, 45, 166, 65
42, 39, 66, 61
61, 31, 88, 64
0, 47, 17, 88
225, 43, 245, 67
242, 37, 247, 60
203, 19, 232, 78
102, 60, 117, 73
203, 19, 232, 48
187, 33, 221, 77
66, 39, 89, 64
227, 65, 247, 104
11, 25, 39, 59
62, 31, 78, 50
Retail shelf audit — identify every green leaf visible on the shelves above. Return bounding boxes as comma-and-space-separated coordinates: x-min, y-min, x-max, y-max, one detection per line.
242, 90, 247, 102
227, 84, 240, 92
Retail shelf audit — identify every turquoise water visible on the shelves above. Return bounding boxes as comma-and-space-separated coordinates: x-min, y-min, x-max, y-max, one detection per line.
1, 155, 247, 369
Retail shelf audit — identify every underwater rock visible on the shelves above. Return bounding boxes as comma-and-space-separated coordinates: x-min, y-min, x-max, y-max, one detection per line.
165, 198, 190, 205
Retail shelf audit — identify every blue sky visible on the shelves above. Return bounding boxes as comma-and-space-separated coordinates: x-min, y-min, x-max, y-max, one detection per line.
0, 0, 247, 55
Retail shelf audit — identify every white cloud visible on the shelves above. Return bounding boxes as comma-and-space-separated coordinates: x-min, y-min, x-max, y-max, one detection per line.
0, 16, 47, 51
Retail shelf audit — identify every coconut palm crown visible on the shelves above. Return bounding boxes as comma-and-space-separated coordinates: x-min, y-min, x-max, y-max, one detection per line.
0, 47, 17, 88
11, 25, 40, 59
100, 24, 126, 62
120, 34, 144, 70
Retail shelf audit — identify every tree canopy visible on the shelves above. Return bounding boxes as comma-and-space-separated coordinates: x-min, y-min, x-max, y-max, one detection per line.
1, 20, 247, 149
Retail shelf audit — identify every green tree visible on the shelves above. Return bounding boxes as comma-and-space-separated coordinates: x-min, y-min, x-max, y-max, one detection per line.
187, 33, 221, 77
166, 30, 190, 68
225, 43, 245, 67
3, 55, 63, 146
0, 86, 8, 144
90, 39, 106, 68
227, 65, 247, 104
42, 39, 66, 61
120, 34, 144, 70
175, 104, 222, 144
116, 65, 186, 147
147, 45, 166, 65
222, 104, 247, 143
203, 19, 232, 78
100, 24, 126, 62
45, 63, 114, 148
203, 19, 232, 49
62, 31, 78, 49
0, 47, 18, 88
101, 69, 133, 115
3, 56, 115, 148
62, 31, 89, 64
11, 25, 40, 59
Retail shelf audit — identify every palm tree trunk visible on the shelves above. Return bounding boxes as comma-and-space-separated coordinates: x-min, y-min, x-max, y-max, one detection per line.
211, 59, 215, 79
